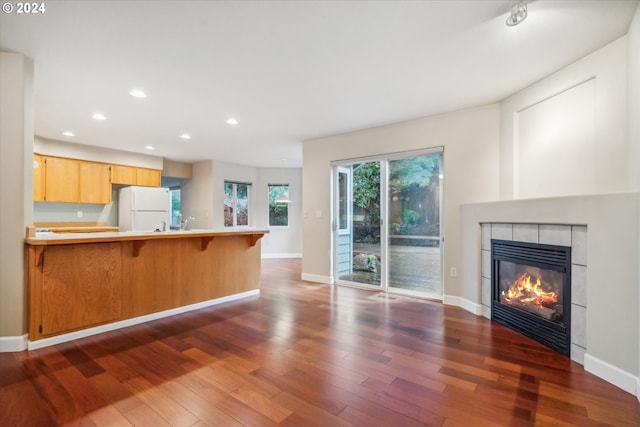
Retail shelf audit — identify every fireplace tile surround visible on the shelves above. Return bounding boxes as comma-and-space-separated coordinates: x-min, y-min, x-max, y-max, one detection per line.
480, 223, 587, 363
459, 192, 640, 398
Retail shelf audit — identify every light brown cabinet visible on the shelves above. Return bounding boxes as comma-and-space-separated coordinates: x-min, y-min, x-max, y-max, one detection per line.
34, 153, 162, 203
136, 167, 161, 187
38, 243, 122, 336
33, 154, 45, 201
110, 164, 137, 185
42, 156, 80, 202
79, 161, 112, 204
111, 164, 161, 187
37, 156, 111, 204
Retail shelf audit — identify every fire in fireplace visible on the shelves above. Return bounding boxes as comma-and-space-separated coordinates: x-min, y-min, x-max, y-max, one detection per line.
492, 239, 571, 356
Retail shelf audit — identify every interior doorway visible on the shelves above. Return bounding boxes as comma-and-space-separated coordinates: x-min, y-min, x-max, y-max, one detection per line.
333, 148, 443, 298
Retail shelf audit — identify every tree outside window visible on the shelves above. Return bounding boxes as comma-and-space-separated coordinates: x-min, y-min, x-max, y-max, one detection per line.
224, 181, 250, 227
268, 184, 289, 227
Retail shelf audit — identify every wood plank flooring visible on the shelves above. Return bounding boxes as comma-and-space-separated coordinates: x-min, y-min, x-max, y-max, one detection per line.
1, 258, 639, 426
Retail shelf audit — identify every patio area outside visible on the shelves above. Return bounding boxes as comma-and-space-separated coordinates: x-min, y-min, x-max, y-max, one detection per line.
340, 243, 442, 295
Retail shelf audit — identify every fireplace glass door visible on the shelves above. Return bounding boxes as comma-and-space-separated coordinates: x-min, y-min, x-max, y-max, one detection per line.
497, 261, 564, 325
491, 239, 571, 356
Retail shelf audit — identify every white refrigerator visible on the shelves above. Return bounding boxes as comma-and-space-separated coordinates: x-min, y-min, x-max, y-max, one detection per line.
118, 186, 171, 232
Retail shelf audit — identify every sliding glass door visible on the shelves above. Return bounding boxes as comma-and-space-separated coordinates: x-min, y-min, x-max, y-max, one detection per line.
387, 154, 442, 296
334, 149, 443, 298
335, 162, 383, 288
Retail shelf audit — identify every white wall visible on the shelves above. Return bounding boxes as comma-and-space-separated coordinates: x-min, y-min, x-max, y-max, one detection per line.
627, 5, 640, 398
500, 37, 629, 199
181, 159, 302, 256
302, 104, 501, 295
629, 6, 640, 191
34, 136, 163, 169
256, 168, 302, 257
0, 52, 33, 349
34, 201, 117, 225
482, 22, 640, 397
211, 160, 259, 230
181, 160, 214, 229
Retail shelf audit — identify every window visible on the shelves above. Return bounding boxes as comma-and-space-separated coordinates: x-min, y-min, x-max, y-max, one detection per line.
268, 184, 290, 227
224, 181, 250, 227
169, 188, 181, 228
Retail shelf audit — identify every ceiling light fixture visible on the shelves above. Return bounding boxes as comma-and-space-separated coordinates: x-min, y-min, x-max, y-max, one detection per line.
129, 89, 147, 98
92, 113, 107, 121
506, 0, 527, 26
62, 131, 75, 137
179, 133, 191, 140
226, 117, 239, 126
144, 145, 155, 150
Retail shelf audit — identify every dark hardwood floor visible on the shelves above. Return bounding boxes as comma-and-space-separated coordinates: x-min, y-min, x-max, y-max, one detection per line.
1, 258, 639, 426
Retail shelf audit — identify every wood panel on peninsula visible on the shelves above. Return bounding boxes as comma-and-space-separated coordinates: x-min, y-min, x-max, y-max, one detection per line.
25, 230, 267, 343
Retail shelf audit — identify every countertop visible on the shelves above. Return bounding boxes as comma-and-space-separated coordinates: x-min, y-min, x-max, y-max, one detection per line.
38, 226, 119, 233
25, 229, 269, 246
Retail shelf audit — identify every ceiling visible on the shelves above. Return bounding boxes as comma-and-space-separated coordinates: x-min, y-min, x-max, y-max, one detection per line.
1, 1, 638, 168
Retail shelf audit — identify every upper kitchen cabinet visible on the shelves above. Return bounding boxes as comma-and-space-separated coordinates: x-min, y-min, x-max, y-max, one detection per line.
111, 164, 161, 187
136, 167, 161, 187
110, 164, 137, 185
42, 156, 80, 203
34, 153, 162, 203
33, 154, 45, 201
36, 154, 111, 203
79, 161, 112, 204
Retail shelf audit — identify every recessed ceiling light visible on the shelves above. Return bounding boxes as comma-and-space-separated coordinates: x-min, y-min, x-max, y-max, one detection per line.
506, 0, 528, 26
62, 131, 75, 137
92, 113, 107, 121
144, 145, 155, 150
226, 117, 239, 126
129, 89, 147, 98
179, 133, 191, 140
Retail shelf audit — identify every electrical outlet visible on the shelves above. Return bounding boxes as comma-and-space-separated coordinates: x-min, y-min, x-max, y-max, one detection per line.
450, 267, 457, 277
77, 210, 83, 218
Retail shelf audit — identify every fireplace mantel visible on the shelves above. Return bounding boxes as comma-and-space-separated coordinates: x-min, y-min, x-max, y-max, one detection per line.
458, 192, 640, 398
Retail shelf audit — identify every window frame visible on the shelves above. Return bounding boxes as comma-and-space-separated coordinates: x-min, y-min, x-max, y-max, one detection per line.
224, 181, 251, 228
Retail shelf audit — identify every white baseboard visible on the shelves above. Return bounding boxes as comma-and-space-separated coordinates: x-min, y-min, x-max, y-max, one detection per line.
481, 305, 491, 319
262, 253, 302, 259
28, 289, 260, 350
443, 295, 484, 315
584, 353, 640, 398
301, 273, 333, 284
0, 334, 28, 352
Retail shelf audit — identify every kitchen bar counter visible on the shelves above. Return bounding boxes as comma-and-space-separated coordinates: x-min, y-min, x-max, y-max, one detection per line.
32, 221, 119, 234
26, 229, 268, 246
25, 229, 268, 346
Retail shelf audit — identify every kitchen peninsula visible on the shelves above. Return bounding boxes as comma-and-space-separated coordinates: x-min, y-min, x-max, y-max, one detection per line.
25, 229, 267, 347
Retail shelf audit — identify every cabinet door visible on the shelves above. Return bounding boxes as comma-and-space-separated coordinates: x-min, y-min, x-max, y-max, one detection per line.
80, 161, 112, 203
40, 243, 122, 336
136, 168, 161, 187
111, 164, 137, 185
33, 154, 45, 201
44, 156, 79, 202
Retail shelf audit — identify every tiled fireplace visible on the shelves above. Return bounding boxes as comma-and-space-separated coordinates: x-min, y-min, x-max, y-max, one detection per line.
460, 193, 639, 397
480, 223, 587, 364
